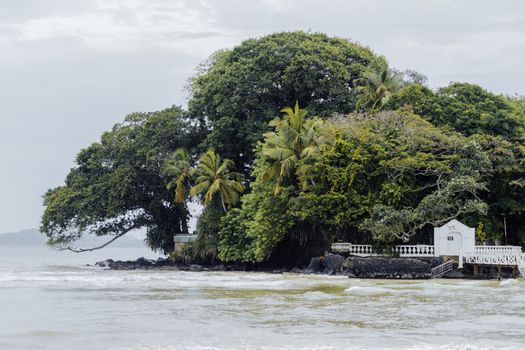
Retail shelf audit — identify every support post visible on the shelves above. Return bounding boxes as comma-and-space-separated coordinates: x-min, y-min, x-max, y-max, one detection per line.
458, 248, 463, 268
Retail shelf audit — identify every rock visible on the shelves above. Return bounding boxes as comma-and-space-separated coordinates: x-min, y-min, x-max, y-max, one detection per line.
289, 267, 303, 274
189, 264, 203, 272
341, 256, 438, 279
323, 254, 345, 275
443, 269, 466, 278
209, 264, 223, 271
95, 261, 107, 268
305, 257, 322, 273
95, 259, 114, 268
136, 257, 154, 267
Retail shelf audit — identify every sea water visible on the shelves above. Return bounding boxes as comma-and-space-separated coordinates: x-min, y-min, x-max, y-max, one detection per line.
1, 245, 524, 349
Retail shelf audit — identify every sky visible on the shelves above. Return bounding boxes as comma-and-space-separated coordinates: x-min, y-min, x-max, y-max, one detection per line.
1, 0, 524, 233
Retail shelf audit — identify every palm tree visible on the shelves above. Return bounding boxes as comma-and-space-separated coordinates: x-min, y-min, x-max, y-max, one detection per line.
162, 148, 192, 204
261, 102, 321, 195
356, 56, 401, 111
190, 149, 245, 212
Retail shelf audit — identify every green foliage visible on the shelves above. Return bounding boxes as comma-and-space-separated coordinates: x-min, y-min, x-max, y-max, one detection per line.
162, 148, 245, 259
189, 31, 377, 173
476, 222, 487, 243
42, 31, 525, 261
41, 106, 198, 253
219, 110, 494, 262
384, 84, 440, 118
261, 102, 322, 194
356, 56, 402, 111
192, 205, 224, 262
386, 82, 525, 142
190, 149, 245, 212
218, 164, 292, 262
162, 148, 193, 204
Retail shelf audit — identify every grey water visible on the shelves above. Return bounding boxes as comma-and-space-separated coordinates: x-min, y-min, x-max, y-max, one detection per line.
1, 244, 525, 349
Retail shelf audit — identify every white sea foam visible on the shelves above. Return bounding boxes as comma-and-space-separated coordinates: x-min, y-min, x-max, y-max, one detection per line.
344, 285, 392, 295
302, 291, 334, 300
499, 278, 519, 286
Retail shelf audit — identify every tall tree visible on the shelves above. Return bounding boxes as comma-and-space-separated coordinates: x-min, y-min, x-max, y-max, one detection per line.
162, 148, 193, 204
386, 82, 525, 141
190, 149, 245, 212
261, 102, 322, 194
41, 106, 198, 254
189, 31, 377, 174
356, 56, 401, 111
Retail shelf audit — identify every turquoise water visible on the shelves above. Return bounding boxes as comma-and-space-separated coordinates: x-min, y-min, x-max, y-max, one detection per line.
1, 245, 524, 349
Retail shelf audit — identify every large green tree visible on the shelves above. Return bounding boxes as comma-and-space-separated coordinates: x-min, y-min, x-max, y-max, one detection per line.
189, 31, 377, 173
385, 83, 525, 244
219, 110, 491, 263
385, 82, 524, 141
41, 106, 198, 254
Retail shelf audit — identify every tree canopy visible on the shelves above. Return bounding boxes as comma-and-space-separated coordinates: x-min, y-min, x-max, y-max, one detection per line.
41, 31, 525, 264
386, 82, 525, 141
218, 110, 492, 264
41, 106, 198, 254
189, 31, 377, 173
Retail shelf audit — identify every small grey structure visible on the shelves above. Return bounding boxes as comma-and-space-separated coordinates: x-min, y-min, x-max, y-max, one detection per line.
174, 234, 197, 252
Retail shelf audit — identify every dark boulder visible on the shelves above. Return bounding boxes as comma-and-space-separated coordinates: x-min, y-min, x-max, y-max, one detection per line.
323, 254, 345, 275
342, 256, 441, 279
305, 257, 322, 273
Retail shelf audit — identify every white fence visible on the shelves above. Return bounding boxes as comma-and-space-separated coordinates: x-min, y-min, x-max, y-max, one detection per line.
331, 243, 376, 256
394, 245, 435, 257
331, 243, 524, 266
464, 254, 525, 266
331, 243, 434, 257
475, 245, 522, 255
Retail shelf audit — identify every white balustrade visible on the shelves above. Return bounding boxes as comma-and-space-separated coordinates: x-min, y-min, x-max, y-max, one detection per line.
464, 253, 525, 266
475, 245, 522, 255
330, 243, 435, 257
394, 245, 435, 257
331, 242, 525, 266
331, 243, 376, 256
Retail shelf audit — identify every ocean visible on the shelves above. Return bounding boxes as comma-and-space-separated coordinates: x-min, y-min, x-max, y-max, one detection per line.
0, 244, 524, 349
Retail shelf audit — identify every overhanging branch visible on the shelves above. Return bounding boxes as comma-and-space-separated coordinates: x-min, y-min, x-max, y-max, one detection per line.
61, 226, 137, 253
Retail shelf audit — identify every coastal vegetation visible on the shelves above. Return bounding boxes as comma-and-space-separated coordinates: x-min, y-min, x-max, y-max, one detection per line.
41, 31, 525, 265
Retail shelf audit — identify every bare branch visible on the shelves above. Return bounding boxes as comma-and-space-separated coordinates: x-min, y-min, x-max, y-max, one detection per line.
61, 226, 137, 253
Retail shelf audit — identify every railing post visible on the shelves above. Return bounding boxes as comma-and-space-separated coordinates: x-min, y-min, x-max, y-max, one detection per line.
459, 248, 463, 268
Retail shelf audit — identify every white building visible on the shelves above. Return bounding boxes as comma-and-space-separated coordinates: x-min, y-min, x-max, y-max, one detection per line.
433, 219, 476, 256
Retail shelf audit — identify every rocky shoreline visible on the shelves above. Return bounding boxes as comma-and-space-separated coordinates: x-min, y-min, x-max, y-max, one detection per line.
92, 254, 519, 279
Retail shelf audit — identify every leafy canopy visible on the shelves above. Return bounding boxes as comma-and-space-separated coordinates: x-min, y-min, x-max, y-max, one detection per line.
189, 31, 377, 173
219, 110, 492, 262
41, 106, 197, 253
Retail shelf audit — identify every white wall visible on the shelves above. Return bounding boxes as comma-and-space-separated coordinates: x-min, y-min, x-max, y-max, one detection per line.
434, 219, 475, 256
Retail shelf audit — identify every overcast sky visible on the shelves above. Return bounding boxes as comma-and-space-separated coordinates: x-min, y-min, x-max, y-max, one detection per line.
1, 0, 524, 233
